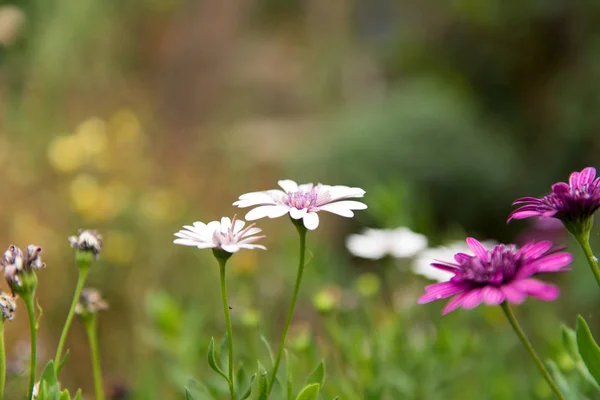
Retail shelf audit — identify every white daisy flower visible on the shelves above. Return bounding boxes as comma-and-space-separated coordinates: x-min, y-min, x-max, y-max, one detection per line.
173, 215, 266, 253
346, 227, 428, 260
233, 180, 367, 230
412, 240, 496, 282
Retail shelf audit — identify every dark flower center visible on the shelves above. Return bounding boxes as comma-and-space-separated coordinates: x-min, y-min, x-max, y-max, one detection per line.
457, 245, 523, 285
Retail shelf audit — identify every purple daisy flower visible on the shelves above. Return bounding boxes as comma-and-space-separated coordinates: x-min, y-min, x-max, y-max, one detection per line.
418, 238, 572, 315
508, 167, 600, 225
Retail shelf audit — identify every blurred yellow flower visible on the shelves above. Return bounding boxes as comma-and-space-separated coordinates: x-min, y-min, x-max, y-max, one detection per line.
109, 108, 141, 144
74, 117, 108, 157
69, 174, 100, 214
48, 135, 84, 173
354, 272, 381, 298
103, 230, 135, 264
232, 251, 258, 276
138, 189, 182, 222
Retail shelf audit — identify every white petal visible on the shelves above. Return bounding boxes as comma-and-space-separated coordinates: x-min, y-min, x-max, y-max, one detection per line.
303, 212, 319, 230
325, 200, 367, 209
173, 239, 203, 246
267, 205, 290, 218
221, 245, 240, 253
239, 244, 267, 251
206, 221, 221, 233
278, 179, 299, 193
241, 227, 262, 237
319, 203, 354, 217
345, 233, 388, 259
192, 221, 208, 230
289, 207, 308, 219
298, 183, 314, 192
245, 205, 287, 221
233, 219, 246, 234
233, 192, 279, 207
327, 186, 366, 201
389, 228, 429, 258
221, 217, 232, 233
174, 232, 201, 240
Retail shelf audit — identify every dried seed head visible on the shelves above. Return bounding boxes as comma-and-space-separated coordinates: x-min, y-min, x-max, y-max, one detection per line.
0, 292, 16, 321
69, 229, 103, 259
76, 288, 108, 316
1, 244, 44, 295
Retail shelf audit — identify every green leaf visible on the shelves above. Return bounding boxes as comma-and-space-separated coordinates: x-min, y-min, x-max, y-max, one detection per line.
185, 378, 213, 400
260, 332, 274, 366
73, 389, 83, 400
59, 390, 71, 400
547, 360, 583, 400
240, 373, 256, 400
40, 360, 59, 387
285, 350, 293, 400
305, 360, 325, 388
220, 334, 229, 374
576, 315, 600, 386
564, 324, 600, 391
57, 350, 70, 374
207, 337, 229, 383
295, 383, 320, 400
251, 362, 268, 400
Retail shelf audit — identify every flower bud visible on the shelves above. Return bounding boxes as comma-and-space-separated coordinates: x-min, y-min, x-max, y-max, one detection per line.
75, 288, 108, 318
1, 244, 44, 296
68, 229, 103, 263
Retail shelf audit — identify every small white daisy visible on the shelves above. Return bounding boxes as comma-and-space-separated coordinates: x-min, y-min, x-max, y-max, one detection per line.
346, 227, 428, 260
173, 215, 266, 253
233, 180, 367, 230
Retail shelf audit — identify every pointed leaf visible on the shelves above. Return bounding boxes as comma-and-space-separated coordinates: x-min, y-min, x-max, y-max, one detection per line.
295, 383, 320, 400
207, 337, 229, 383
305, 360, 325, 388
251, 362, 268, 400
220, 334, 230, 374
185, 378, 213, 400
576, 315, 600, 386
40, 360, 59, 387
59, 389, 71, 400
260, 333, 274, 366
240, 373, 256, 400
57, 350, 70, 374
547, 360, 584, 400
74, 389, 83, 400
285, 350, 293, 400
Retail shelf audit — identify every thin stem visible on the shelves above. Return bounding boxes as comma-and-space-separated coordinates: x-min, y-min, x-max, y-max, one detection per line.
54, 266, 89, 371
218, 258, 235, 400
0, 320, 5, 400
268, 227, 307, 395
573, 231, 600, 288
24, 293, 37, 400
84, 315, 105, 400
500, 302, 565, 400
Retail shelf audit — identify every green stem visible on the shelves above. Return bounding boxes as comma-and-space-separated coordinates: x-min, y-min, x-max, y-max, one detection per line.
84, 315, 105, 400
268, 226, 307, 395
24, 293, 37, 400
54, 266, 89, 371
572, 231, 600, 289
500, 302, 565, 400
0, 320, 5, 400
218, 258, 235, 400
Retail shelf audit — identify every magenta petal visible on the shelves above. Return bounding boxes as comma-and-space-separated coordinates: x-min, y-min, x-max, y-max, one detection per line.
466, 237, 488, 261
569, 171, 580, 187
519, 241, 552, 259
508, 210, 543, 221
461, 288, 485, 309
441, 292, 470, 315
501, 284, 527, 304
419, 282, 467, 303
513, 279, 560, 301
430, 262, 460, 273
526, 252, 573, 274
551, 182, 570, 193
512, 197, 543, 205
454, 253, 471, 263
580, 167, 597, 185
482, 286, 505, 305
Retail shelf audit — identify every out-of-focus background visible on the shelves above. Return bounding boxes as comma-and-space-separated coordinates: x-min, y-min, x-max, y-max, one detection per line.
1, 0, 600, 399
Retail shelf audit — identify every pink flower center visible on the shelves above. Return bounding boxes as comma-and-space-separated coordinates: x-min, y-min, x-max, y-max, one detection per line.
285, 187, 320, 210
458, 245, 522, 285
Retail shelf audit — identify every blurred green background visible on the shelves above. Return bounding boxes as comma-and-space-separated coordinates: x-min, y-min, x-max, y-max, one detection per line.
1, 0, 600, 398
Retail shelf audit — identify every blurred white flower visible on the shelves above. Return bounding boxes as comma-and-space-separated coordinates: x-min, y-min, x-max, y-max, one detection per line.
345, 227, 428, 260
233, 180, 367, 230
174, 215, 266, 253
412, 240, 496, 282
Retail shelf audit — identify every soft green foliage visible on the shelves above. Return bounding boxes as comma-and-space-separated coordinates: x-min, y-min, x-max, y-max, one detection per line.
576, 316, 600, 387
37, 361, 82, 400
